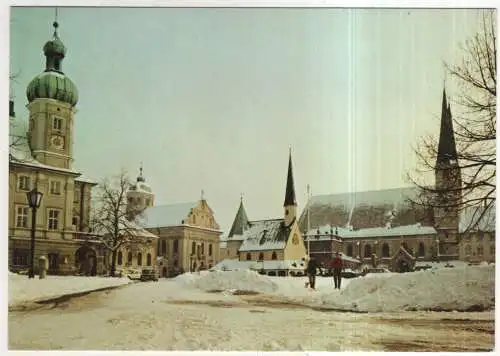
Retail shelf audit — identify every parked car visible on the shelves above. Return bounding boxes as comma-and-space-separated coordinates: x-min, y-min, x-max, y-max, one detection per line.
140, 267, 158, 282
341, 268, 362, 279
361, 267, 390, 276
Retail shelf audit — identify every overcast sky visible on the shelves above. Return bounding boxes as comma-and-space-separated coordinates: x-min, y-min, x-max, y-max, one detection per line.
10, 7, 484, 232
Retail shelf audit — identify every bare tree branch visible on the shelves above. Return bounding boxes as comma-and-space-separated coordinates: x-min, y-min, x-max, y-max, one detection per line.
90, 170, 151, 277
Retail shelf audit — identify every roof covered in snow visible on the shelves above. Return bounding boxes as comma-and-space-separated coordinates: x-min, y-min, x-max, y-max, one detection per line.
459, 204, 496, 233
299, 187, 433, 231
140, 202, 198, 228
238, 219, 292, 252
306, 223, 437, 240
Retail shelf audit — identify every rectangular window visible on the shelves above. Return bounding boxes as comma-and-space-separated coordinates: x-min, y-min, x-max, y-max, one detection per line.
48, 209, 60, 230
74, 189, 80, 203
12, 248, 29, 266
15, 205, 29, 228
50, 181, 61, 195
17, 176, 30, 191
72, 215, 79, 227
53, 117, 63, 131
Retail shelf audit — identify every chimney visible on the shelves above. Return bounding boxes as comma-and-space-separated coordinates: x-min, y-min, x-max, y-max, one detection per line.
9, 100, 15, 117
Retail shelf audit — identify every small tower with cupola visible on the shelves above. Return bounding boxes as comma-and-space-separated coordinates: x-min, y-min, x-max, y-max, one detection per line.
26, 20, 79, 169
126, 164, 155, 220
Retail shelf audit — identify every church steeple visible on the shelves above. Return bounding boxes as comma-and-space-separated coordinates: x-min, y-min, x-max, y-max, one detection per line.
228, 195, 249, 238
436, 87, 458, 166
284, 147, 297, 207
434, 87, 461, 233
283, 148, 297, 226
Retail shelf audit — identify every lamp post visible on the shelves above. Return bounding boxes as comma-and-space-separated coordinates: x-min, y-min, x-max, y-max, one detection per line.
306, 184, 311, 257
26, 188, 43, 279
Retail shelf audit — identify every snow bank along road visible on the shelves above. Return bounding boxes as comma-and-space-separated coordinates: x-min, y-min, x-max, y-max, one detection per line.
8, 266, 495, 351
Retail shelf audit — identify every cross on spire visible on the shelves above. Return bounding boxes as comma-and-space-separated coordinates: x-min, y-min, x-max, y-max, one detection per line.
53, 7, 60, 38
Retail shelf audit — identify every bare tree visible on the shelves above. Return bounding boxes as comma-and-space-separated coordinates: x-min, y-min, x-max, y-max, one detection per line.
91, 171, 149, 277
408, 11, 496, 232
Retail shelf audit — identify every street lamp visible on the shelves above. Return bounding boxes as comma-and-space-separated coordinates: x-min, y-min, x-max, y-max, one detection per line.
26, 188, 43, 279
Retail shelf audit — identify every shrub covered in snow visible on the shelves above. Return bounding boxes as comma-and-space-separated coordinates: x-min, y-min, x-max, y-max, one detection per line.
189, 270, 279, 294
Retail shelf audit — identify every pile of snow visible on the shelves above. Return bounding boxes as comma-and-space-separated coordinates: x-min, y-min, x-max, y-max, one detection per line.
304, 265, 495, 312
8, 273, 131, 306
182, 270, 279, 294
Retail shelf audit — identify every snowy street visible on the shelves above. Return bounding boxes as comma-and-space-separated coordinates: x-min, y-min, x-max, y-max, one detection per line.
8, 267, 495, 351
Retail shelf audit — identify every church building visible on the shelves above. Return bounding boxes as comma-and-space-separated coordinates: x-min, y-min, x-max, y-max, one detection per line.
8, 20, 104, 275
299, 88, 495, 271
219, 150, 308, 275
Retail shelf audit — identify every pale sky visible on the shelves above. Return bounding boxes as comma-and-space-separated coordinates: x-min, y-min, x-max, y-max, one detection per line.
9, 7, 485, 232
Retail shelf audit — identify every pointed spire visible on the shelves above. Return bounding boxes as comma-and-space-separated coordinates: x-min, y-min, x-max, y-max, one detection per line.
436, 86, 458, 165
201, 189, 205, 201
284, 148, 297, 206
228, 196, 249, 237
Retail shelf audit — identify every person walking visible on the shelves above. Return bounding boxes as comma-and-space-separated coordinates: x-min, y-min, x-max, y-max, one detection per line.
329, 252, 343, 289
305, 256, 319, 290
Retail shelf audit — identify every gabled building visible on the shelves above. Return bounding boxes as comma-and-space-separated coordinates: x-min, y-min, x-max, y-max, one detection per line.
221, 150, 307, 273
126, 175, 222, 277
8, 20, 102, 275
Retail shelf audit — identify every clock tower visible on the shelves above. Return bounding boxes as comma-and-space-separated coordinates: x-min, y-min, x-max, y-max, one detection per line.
26, 20, 79, 169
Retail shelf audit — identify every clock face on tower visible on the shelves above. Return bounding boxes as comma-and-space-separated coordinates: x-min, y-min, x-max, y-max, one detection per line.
50, 135, 64, 150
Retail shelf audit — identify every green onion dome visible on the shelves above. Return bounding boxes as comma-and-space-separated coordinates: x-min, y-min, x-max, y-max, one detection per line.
26, 21, 78, 107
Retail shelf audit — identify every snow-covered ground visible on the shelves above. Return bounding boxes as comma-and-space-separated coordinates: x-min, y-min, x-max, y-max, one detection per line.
8, 265, 495, 351
173, 265, 495, 312
8, 272, 131, 306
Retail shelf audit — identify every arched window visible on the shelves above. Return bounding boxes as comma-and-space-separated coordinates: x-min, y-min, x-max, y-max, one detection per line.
192, 242, 196, 255
137, 252, 142, 266
347, 244, 353, 257
209, 243, 213, 256
381, 243, 390, 258
258, 252, 264, 261
364, 244, 372, 258
127, 252, 133, 264
271, 251, 277, 260
201, 243, 205, 255
147, 253, 152, 266
117, 251, 123, 265
173, 239, 179, 253
246, 253, 251, 261
465, 244, 472, 255
418, 242, 425, 257
161, 240, 167, 256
